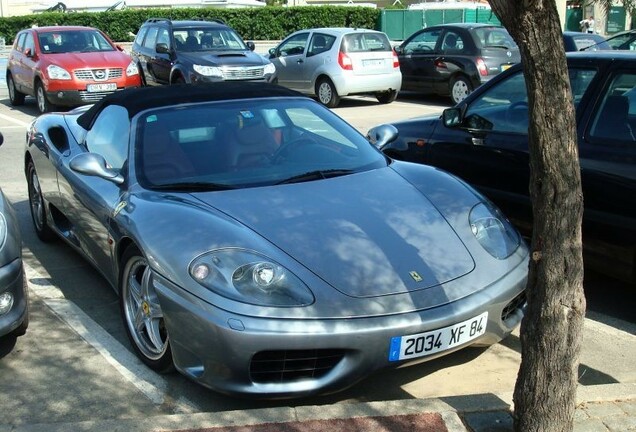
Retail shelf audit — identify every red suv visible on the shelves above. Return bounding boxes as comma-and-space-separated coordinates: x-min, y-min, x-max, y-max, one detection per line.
6, 26, 141, 113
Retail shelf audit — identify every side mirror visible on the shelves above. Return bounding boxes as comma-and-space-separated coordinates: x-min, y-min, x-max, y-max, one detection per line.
155, 43, 170, 54
24, 47, 33, 57
115, 44, 124, 52
367, 124, 402, 151
394, 45, 404, 55
246, 41, 255, 51
70, 153, 124, 185
0, 132, 4, 147
268, 47, 277, 58
442, 107, 463, 128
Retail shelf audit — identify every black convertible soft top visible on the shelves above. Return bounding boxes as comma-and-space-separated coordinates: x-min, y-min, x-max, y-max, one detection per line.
76, 82, 306, 130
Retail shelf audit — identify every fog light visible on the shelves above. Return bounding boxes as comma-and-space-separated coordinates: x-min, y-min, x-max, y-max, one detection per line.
57, 92, 64, 98
0, 292, 14, 315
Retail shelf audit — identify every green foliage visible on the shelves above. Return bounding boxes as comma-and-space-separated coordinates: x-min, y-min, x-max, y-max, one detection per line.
0, 6, 380, 45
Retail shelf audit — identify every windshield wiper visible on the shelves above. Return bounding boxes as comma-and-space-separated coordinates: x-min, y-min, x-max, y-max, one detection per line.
150, 182, 235, 191
276, 169, 354, 185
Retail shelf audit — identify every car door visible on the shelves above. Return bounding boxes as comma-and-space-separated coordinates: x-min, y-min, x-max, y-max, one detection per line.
576, 68, 636, 280
8, 32, 27, 90
20, 31, 38, 94
426, 67, 598, 233
138, 26, 162, 85
148, 27, 173, 84
302, 32, 336, 92
269, 32, 310, 90
397, 28, 443, 93
57, 106, 130, 279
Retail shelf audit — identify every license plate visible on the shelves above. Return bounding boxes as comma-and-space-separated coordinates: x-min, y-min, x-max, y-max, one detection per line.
87, 83, 117, 92
389, 312, 488, 361
362, 59, 384, 68
501, 64, 513, 72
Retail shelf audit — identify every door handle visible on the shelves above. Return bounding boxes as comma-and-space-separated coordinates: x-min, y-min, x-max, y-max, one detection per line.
296, 59, 304, 64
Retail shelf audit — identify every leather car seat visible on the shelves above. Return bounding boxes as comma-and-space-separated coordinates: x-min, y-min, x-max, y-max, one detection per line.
141, 120, 196, 183
223, 115, 279, 169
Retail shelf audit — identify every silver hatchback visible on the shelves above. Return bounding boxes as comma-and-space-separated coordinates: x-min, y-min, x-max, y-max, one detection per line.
268, 28, 402, 107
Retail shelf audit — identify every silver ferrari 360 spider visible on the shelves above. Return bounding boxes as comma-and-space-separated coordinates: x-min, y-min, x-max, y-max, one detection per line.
24, 82, 528, 397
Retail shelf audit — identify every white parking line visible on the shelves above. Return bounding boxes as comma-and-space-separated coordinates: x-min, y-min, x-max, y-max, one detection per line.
23, 262, 200, 409
0, 112, 30, 127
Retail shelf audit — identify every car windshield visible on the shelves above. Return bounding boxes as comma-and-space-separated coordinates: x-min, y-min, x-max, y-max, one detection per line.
38, 30, 114, 53
134, 98, 387, 190
173, 28, 248, 52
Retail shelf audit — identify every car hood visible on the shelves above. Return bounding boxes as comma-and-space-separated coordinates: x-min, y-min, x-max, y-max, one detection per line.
192, 167, 475, 298
179, 51, 268, 67
45, 50, 131, 68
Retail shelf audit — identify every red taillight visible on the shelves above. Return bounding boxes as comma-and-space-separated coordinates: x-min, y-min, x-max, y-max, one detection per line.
392, 48, 400, 68
338, 50, 353, 70
476, 58, 488, 77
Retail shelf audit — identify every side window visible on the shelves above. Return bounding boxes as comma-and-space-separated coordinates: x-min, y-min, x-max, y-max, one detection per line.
307, 33, 335, 57
441, 31, 465, 54
589, 72, 636, 145
14, 33, 27, 52
143, 27, 159, 50
134, 26, 148, 47
24, 32, 35, 55
404, 30, 441, 55
156, 28, 170, 48
85, 106, 130, 171
465, 71, 528, 133
278, 33, 308, 57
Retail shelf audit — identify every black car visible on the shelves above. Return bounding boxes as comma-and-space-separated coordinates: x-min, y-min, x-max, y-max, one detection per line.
395, 23, 520, 104
562, 31, 610, 52
130, 18, 276, 85
370, 51, 636, 284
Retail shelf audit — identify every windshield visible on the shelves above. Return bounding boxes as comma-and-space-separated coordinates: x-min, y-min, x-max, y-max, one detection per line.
173, 28, 248, 52
38, 30, 114, 53
134, 98, 386, 190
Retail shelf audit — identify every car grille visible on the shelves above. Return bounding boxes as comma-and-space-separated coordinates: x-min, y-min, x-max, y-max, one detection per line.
78, 89, 119, 102
221, 66, 265, 81
74, 68, 124, 81
501, 290, 526, 322
250, 349, 344, 384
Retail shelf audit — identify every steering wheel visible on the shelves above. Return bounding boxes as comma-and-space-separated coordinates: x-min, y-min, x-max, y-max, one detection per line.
271, 134, 321, 164
505, 101, 529, 127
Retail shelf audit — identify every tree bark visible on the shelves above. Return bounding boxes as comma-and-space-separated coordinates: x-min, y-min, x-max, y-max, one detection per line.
487, 2, 586, 432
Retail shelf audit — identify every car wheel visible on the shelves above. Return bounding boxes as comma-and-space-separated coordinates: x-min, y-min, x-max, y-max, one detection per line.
36, 81, 53, 114
7, 73, 26, 106
120, 245, 174, 373
376, 90, 398, 104
173, 75, 185, 85
27, 161, 56, 242
10, 275, 29, 337
449, 75, 473, 105
316, 77, 340, 108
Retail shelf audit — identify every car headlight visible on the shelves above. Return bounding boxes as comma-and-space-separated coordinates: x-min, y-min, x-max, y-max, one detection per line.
47, 64, 71, 80
0, 213, 6, 249
189, 249, 314, 307
126, 61, 139, 76
469, 202, 520, 259
264, 62, 276, 75
193, 64, 223, 78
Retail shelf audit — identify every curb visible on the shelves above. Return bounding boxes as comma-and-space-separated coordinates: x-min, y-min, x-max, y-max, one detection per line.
4, 383, 634, 432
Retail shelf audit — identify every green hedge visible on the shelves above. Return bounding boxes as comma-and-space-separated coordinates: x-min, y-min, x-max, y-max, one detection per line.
0, 7, 380, 45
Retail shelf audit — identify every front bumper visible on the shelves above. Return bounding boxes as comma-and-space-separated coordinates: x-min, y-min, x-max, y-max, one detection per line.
154, 257, 527, 398
0, 258, 28, 338
45, 85, 141, 107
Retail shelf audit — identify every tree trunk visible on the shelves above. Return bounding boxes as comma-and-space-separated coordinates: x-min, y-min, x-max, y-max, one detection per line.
487, 2, 586, 431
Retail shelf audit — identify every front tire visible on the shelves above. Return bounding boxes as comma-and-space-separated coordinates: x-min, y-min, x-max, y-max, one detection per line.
120, 246, 174, 373
7, 73, 25, 106
316, 77, 340, 108
27, 161, 55, 242
35, 81, 54, 114
449, 75, 473, 105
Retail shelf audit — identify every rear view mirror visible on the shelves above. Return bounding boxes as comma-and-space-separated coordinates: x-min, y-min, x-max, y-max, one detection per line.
443, 107, 463, 128
367, 124, 401, 150
70, 153, 124, 185
246, 41, 255, 51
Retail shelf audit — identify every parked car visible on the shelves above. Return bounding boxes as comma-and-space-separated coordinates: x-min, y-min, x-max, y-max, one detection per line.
602, 29, 636, 51
395, 23, 520, 105
563, 31, 610, 52
25, 82, 527, 397
6, 25, 141, 114
369, 51, 636, 284
0, 133, 28, 341
130, 18, 276, 86
268, 28, 401, 107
